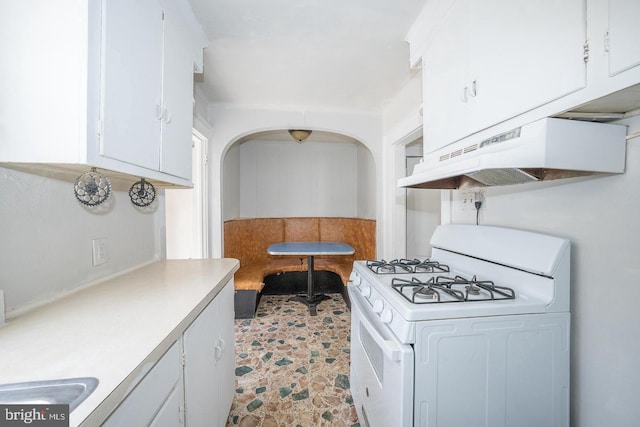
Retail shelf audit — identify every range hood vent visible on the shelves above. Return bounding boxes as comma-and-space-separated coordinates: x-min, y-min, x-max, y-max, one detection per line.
399, 118, 627, 189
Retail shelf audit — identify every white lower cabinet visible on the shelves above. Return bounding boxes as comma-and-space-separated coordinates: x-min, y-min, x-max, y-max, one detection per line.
183, 279, 235, 427
150, 382, 184, 427
103, 279, 235, 426
103, 341, 182, 426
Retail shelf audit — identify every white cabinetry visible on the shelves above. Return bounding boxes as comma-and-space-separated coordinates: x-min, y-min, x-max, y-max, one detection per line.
607, 0, 640, 77
102, 279, 235, 426
101, 0, 196, 179
183, 279, 235, 427
103, 341, 183, 426
0, 0, 204, 186
421, 0, 586, 152
100, 0, 163, 173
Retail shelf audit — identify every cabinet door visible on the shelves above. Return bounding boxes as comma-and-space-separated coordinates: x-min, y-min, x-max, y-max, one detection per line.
608, 0, 640, 76
160, 11, 195, 180
100, 0, 162, 170
469, 0, 586, 132
422, 0, 473, 152
103, 341, 181, 426
0, 0, 87, 164
215, 280, 236, 427
183, 289, 222, 426
149, 381, 184, 427
183, 279, 235, 427
422, 0, 586, 153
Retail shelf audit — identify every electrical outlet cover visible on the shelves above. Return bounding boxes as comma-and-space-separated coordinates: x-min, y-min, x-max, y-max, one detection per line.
92, 238, 108, 266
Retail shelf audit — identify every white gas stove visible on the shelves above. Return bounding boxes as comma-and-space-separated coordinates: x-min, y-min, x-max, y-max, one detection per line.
348, 224, 570, 427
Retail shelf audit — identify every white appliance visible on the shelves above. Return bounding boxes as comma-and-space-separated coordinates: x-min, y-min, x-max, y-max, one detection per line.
348, 224, 571, 427
398, 117, 627, 189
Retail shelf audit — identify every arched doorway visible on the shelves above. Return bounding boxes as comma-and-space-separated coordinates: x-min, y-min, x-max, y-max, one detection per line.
221, 129, 375, 221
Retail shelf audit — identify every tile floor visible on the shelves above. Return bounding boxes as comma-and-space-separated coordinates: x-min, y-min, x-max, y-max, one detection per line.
226, 294, 360, 427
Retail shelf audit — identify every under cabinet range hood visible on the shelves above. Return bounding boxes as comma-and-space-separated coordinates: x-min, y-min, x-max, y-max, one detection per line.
399, 118, 627, 189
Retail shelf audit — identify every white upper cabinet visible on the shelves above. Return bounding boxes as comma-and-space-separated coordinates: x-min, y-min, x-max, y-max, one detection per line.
102, 0, 196, 180
160, 10, 198, 179
468, 0, 586, 132
0, 0, 205, 186
101, 0, 164, 172
421, 0, 474, 150
419, 0, 587, 153
607, 0, 640, 77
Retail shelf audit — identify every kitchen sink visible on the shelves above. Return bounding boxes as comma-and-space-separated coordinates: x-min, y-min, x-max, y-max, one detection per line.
0, 377, 98, 412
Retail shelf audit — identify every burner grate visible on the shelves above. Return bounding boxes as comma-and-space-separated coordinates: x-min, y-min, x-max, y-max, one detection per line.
366, 258, 450, 274
391, 275, 515, 304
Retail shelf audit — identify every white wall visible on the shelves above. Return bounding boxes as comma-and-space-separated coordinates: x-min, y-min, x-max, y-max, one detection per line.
405, 149, 441, 258
236, 139, 363, 218
381, 71, 425, 258
444, 116, 640, 427
222, 142, 241, 221
357, 143, 376, 219
0, 167, 163, 314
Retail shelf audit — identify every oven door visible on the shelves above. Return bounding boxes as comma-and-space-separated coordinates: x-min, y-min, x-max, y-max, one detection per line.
349, 285, 414, 427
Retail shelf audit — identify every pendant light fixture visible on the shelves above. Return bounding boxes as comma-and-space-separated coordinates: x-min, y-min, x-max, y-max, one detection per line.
288, 129, 312, 143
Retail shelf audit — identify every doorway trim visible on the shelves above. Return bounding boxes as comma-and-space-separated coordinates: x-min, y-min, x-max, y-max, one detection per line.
165, 129, 209, 259
192, 129, 209, 258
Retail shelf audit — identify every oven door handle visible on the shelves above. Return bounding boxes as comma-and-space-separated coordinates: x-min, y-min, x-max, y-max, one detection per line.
350, 288, 402, 362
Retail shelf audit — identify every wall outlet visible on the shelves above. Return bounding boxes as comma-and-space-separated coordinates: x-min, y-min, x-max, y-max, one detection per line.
458, 191, 476, 211
92, 238, 108, 266
460, 191, 484, 211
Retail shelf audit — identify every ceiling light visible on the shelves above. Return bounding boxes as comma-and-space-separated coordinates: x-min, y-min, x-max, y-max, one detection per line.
288, 129, 312, 143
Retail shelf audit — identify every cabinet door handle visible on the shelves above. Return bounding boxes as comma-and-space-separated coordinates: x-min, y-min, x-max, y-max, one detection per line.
461, 86, 469, 103
155, 102, 164, 120
469, 80, 477, 97
214, 344, 222, 361
163, 108, 172, 125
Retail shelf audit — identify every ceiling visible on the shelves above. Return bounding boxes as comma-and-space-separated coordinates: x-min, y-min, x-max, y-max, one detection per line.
187, 0, 426, 112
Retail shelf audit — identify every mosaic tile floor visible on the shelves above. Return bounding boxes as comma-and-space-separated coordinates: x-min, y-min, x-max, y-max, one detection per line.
226, 295, 360, 427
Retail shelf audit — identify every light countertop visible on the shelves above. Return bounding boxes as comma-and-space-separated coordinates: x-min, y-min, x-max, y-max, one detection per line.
0, 258, 239, 426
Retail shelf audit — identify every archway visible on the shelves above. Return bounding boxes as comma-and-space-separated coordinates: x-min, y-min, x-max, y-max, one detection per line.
204, 105, 383, 257
221, 129, 375, 221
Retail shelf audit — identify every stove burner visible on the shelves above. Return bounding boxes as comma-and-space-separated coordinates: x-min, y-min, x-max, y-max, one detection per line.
413, 260, 450, 273
391, 275, 516, 304
466, 285, 481, 295
366, 258, 450, 274
413, 286, 438, 300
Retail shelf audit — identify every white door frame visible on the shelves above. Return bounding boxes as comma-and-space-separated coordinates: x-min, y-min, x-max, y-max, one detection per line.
192, 129, 209, 258
165, 129, 209, 259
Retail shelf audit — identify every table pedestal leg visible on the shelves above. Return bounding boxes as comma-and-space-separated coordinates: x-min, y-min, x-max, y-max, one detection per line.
289, 255, 330, 315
